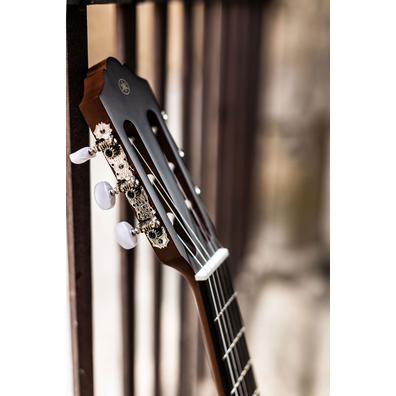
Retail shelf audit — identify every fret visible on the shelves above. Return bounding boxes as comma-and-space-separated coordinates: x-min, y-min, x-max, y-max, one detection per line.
214, 291, 238, 322
230, 359, 252, 395
222, 327, 246, 360
214, 266, 250, 396
199, 259, 258, 395
211, 270, 247, 396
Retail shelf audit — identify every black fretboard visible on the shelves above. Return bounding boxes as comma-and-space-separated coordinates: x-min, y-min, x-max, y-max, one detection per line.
198, 260, 259, 396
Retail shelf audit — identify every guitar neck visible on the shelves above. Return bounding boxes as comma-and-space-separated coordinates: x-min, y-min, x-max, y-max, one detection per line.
75, 57, 258, 396
192, 260, 259, 396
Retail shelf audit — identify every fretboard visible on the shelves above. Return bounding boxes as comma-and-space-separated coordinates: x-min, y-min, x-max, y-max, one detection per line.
198, 260, 259, 396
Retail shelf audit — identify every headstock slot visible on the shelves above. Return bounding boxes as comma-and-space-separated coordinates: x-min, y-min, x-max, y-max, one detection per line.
122, 119, 197, 256
147, 110, 211, 242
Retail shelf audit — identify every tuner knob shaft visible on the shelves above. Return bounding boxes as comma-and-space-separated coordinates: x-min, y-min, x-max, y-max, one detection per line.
114, 221, 138, 249
94, 181, 116, 210
69, 147, 96, 164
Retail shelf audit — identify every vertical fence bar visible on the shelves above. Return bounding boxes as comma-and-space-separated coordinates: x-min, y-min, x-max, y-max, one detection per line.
228, 1, 250, 266
116, 5, 137, 396
182, 0, 193, 161
179, 2, 206, 396
216, 0, 263, 275
154, 2, 168, 105
197, 0, 223, 387
179, 4, 194, 396
119, 195, 136, 396
200, 0, 222, 223
178, 3, 194, 396
216, 0, 240, 272
117, 4, 137, 70
238, 0, 263, 256
153, 4, 168, 396
66, 5, 93, 396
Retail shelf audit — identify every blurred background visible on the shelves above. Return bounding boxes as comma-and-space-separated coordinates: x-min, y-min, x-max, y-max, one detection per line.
67, 1, 329, 396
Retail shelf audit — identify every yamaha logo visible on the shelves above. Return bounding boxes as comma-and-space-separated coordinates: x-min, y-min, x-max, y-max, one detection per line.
118, 79, 130, 95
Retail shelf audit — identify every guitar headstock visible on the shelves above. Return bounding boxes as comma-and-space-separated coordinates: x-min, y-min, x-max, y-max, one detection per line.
71, 57, 226, 277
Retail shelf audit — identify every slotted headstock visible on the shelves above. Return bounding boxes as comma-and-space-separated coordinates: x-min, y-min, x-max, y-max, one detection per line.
73, 57, 225, 276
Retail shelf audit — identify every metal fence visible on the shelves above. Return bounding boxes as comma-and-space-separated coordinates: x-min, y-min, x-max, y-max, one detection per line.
67, 1, 266, 396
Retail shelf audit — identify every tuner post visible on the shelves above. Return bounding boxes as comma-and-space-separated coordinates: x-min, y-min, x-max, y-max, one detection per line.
94, 177, 140, 211
161, 110, 168, 120
114, 215, 169, 250
69, 146, 97, 164
114, 221, 138, 250
69, 135, 119, 165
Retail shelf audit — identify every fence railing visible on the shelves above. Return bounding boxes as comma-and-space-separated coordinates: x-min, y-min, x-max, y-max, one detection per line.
67, 1, 267, 396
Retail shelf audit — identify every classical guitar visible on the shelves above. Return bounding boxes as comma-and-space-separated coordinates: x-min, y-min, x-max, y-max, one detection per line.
70, 57, 259, 396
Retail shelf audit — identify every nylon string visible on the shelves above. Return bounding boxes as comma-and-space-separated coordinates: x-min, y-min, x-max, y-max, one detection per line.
131, 142, 248, 395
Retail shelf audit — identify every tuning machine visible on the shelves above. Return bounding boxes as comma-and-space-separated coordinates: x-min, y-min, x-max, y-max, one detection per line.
69, 146, 97, 164
94, 178, 140, 210
69, 135, 118, 164
114, 216, 167, 250
114, 221, 138, 249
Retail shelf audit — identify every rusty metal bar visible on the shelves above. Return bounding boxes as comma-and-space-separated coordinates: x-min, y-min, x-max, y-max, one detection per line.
66, 5, 93, 396
115, 5, 138, 396
153, 4, 168, 395
216, 0, 264, 275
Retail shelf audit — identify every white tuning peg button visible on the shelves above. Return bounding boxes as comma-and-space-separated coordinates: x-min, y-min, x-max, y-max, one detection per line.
69, 147, 96, 164
114, 221, 138, 249
94, 181, 116, 210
